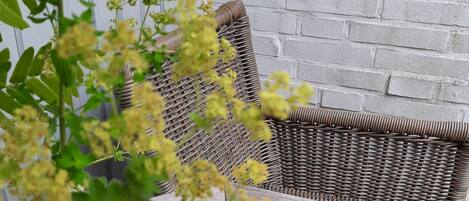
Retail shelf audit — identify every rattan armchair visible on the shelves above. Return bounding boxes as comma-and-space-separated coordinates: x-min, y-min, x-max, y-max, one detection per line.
116, 1, 469, 200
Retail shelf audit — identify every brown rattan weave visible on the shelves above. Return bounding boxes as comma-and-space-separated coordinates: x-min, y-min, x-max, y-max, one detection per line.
116, 1, 469, 200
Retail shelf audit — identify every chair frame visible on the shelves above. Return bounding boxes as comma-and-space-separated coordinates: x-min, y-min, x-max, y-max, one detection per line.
117, 1, 469, 200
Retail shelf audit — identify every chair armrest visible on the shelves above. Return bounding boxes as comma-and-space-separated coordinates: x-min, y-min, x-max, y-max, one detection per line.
261, 107, 469, 201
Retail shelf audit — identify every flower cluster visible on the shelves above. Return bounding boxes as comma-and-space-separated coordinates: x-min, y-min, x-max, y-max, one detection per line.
106, 0, 122, 10
149, 9, 175, 35
1, 106, 49, 163
233, 159, 269, 185
81, 121, 114, 158
94, 20, 149, 89
176, 160, 228, 201
205, 92, 229, 120
0, 106, 72, 201
16, 162, 72, 201
56, 21, 97, 62
172, 0, 219, 79
122, 82, 166, 152
220, 38, 237, 63
225, 159, 270, 201
261, 72, 313, 120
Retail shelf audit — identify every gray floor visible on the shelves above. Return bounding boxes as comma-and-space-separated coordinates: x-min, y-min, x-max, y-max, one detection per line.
151, 187, 315, 201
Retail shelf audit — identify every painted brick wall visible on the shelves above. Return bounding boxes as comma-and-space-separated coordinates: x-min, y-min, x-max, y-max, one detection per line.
215, 0, 469, 122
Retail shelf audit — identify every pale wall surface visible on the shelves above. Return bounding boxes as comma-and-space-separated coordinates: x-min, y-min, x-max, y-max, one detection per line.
215, 0, 469, 122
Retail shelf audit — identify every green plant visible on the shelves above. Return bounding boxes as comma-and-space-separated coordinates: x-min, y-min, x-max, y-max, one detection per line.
0, 0, 313, 201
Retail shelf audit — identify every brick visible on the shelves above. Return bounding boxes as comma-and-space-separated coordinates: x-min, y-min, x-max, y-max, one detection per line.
252, 35, 281, 56
214, 0, 280, 8
286, 0, 379, 17
301, 17, 345, 39
387, 75, 435, 99
249, 12, 296, 34
382, 0, 469, 27
350, 22, 449, 51
284, 40, 374, 67
453, 33, 469, 54
375, 49, 469, 80
256, 55, 294, 77
321, 90, 363, 111
298, 63, 389, 92
439, 83, 469, 104
364, 95, 460, 121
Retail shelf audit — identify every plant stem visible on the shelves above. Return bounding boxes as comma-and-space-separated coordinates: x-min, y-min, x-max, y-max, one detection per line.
45, 7, 58, 37
57, 0, 66, 151
137, 6, 151, 45
89, 155, 115, 166
59, 83, 66, 149
89, 151, 129, 166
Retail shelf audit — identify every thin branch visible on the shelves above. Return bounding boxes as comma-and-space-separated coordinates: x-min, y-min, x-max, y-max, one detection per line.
137, 5, 151, 45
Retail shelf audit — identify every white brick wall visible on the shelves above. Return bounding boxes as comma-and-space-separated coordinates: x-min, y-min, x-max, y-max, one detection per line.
214, 0, 469, 122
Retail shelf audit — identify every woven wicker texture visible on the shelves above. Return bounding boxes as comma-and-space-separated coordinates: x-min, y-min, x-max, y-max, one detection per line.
262, 117, 469, 201
115, 0, 469, 200
115, 1, 265, 193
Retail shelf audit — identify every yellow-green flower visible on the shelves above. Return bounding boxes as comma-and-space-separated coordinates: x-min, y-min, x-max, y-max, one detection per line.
106, 0, 122, 10
56, 21, 97, 61
233, 159, 269, 185
220, 38, 237, 63
206, 92, 228, 120
176, 160, 227, 201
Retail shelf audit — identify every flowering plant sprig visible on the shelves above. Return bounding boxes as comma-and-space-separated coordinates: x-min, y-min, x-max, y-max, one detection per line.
0, 0, 313, 201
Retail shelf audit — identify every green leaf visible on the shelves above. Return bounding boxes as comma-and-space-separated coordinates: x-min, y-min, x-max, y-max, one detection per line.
0, 61, 11, 88
0, 48, 10, 64
89, 178, 108, 200
30, 0, 46, 15
65, 111, 86, 143
81, 88, 110, 113
40, 73, 59, 96
57, 143, 94, 169
79, 0, 95, 8
0, 159, 18, 180
29, 43, 51, 76
0, 110, 15, 133
58, 16, 74, 36
4, 0, 21, 14
0, 0, 29, 29
133, 72, 145, 83
125, 157, 160, 200
28, 15, 48, 23
189, 112, 213, 132
10, 47, 34, 83
25, 77, 58, 104
79, 9, 93, 23
55, 143, 94, 184
72, 192, 90, 201
6, 85, 40, 108
107, 181, 127, 201
22, 0, 37, 12
51, 50, 76, 87
48, 115, 57, 135
113, 150, 125, 162
147, 51, 166, 73
0, 90, 21, 114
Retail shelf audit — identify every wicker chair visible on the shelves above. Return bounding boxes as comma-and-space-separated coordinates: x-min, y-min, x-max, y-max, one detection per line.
116, 1, 469, 200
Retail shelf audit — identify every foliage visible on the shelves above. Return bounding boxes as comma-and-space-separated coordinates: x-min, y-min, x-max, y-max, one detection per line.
0, 0, 313, 201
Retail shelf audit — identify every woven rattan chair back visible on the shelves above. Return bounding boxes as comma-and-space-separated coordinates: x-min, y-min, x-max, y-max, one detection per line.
116, 0, 265, 193
117, 1, 469, 200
